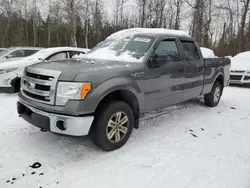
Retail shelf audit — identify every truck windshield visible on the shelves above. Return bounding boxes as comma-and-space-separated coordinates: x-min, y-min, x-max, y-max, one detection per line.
86, 35, 154, 62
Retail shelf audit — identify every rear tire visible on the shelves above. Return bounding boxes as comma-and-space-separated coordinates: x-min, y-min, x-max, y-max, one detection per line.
91, 101, 134, 151
204, 82, 223, 107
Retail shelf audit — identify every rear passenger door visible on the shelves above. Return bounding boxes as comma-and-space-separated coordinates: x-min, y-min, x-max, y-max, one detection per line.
180, 40, 204, 100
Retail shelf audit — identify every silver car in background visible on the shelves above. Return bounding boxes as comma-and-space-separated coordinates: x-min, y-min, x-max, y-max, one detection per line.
0, 47, 43, 63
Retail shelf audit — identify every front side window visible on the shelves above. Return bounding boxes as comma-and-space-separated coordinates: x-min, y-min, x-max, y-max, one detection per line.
48, 52, 67, 61
155, 40, 180, 61
181, 41, 200, 60
9, 50, 25, 58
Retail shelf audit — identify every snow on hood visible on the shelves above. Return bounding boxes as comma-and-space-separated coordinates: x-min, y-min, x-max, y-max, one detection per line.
231, 51, 250, 71
200, 47, 215, 58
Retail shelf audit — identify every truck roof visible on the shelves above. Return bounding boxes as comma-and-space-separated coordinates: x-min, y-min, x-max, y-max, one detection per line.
108, 28, 191, 40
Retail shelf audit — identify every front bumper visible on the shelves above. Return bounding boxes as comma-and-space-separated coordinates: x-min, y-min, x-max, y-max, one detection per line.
17, 101, 94, 136
230, 71, 250, 84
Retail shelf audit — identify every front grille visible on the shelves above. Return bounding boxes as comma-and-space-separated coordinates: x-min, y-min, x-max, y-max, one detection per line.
23, 80, 51, 91
23, 90, 50, 102
21, 67, 61, 105
26, 72, 53, 80
230, 75, 242, 81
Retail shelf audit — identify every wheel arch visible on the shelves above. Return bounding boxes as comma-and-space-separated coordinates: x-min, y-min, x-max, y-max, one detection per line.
214, 73, 225, 88
95, 89, 140, 129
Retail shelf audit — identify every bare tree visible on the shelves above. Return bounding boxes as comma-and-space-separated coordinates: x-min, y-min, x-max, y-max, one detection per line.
84, 0, 91, 48
51, 0, 62, 46
47, 0, 52, 47
32, 0, 38, 46
137, 0, 147, 27
173, 0, 184, 30
239, 0, 250, 50
0, 0, 16, 47
63, 0, 82, 47
120, 0, 127, 25
114, 0, 121, 26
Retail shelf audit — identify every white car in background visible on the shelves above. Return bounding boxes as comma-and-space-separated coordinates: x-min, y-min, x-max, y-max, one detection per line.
0, 47, 43, 63
0, 48, 7, 52
230, 51, 250, 85
0, 47, 90, 93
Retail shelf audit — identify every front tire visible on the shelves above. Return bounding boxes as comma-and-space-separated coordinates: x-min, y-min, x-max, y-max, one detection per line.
204, 82, 223, 107
92, 101, 134, 151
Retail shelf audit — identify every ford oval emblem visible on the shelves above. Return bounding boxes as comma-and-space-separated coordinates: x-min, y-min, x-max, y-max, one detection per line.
25, 81, 36, 89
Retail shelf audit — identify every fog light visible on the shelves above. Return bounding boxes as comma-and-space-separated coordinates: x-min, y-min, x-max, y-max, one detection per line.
56, 120, 67, 131
244, 76, 250, 80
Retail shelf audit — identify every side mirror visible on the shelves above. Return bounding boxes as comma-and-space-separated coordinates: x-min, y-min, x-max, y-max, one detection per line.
5, 54, 12, 59
149, 55, 169, 68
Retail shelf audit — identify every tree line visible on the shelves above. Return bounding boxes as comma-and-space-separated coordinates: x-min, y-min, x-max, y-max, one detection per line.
0, 0, 250, 57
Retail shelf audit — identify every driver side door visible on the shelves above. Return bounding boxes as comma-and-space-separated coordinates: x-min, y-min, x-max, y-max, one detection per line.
145, 38, 185, 112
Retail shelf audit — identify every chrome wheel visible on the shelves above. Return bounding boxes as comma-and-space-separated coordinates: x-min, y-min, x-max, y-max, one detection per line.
214, 86, 221, 103
106, 112, 129, 143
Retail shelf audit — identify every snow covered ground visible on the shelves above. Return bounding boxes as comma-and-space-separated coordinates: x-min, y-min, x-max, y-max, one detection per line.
0, 86, 250, 188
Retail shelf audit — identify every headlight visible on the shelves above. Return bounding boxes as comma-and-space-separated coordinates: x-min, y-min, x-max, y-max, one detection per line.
56, 82, 91, 106
0, 67, 18, 74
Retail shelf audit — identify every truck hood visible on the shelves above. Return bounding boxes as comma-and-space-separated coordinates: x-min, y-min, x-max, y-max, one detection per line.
30, 58, 141, 81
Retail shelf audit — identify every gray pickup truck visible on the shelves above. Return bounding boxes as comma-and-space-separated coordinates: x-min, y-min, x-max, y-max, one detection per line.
17, 28, 231, 151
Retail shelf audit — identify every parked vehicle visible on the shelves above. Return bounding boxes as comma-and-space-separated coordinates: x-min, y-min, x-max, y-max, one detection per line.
0, 48, 7, 52
0, 47, 90, 93
17, 28, 231, 151
230, 51, 250, 85
200, 47, 216, 58
0, 47, 43, 63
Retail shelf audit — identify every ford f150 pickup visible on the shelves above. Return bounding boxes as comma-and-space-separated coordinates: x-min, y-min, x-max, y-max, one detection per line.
17, 28, 231, 151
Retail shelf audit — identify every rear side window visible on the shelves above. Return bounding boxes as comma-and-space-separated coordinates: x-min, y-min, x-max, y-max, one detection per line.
155, 40, 180, 61
24, 50, 39, 56
70, 51, 85, 58
181, 41, 200, 60
48, 52, 68, 61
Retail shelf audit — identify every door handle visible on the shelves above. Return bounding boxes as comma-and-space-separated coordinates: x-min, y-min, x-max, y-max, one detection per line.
179, 68, 184, 74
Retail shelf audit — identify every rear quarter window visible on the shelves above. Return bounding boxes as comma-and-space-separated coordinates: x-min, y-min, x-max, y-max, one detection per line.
70, 51, 85, 58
